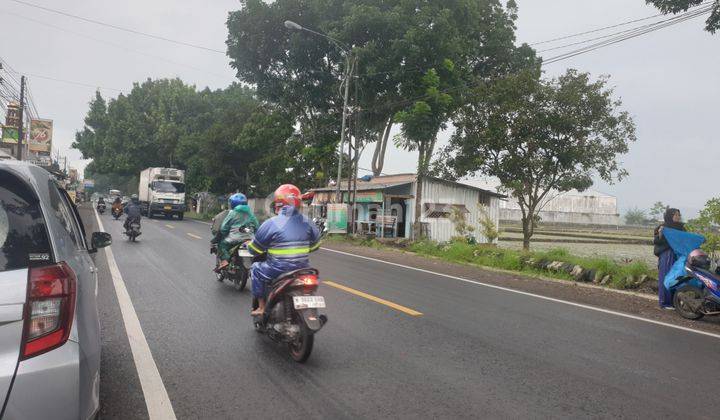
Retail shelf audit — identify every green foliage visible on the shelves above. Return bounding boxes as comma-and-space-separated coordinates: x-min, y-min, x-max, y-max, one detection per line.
687, 197, 720, 257
441, 69, 636, 249
478, 207, 500, 244
448, 206, 475, 242
625, 208, 650, 226
73, 81, 299, 196
649, 201, 667, 222
646, 0, 720, 33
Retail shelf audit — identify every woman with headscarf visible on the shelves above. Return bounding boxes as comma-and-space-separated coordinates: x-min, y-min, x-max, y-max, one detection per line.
653, 207, 685, 308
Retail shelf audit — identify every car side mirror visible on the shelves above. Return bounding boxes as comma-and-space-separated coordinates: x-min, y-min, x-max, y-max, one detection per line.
90, 232, 112, 253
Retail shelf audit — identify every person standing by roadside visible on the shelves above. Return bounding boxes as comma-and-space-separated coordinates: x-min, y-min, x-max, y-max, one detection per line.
653, 207, 685, 308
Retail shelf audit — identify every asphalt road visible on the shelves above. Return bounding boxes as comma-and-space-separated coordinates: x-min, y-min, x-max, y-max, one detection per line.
82, 206, 720, 419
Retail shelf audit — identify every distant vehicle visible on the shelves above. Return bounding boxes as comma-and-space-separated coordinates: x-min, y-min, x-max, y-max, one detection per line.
139, 167, 186, 220
0, 160, 112, 420
108, 189, 121, 198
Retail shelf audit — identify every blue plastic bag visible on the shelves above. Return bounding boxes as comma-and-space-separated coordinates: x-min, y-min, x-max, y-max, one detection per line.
662, 228, 705, 289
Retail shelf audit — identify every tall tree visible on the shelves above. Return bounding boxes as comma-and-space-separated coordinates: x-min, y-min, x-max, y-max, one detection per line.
441, 69, 636, 249
649, 201, 668, 221
646, 0, 720, 33
226, 0, 534, 184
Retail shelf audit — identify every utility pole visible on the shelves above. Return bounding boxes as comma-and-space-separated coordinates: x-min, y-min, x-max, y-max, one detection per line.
16, 75, 25, 160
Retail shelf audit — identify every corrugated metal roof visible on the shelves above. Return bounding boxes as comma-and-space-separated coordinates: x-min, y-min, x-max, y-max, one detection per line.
310, 173, 506, 198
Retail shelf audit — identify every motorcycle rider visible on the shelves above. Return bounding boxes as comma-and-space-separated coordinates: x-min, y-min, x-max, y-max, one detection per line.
248, 184, 320, 316
216, 193, 259, 272
111, 196, 123, 217
123, 194, 142, 234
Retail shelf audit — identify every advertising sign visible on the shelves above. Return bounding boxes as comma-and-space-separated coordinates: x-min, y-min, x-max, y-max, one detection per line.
326, 203, 348, 234
1, 126, 18, 144
29, 119, 53, 153
83, 179, 95, 189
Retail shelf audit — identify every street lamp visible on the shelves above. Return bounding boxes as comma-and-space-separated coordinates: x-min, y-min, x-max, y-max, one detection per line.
284, 20, 353, 204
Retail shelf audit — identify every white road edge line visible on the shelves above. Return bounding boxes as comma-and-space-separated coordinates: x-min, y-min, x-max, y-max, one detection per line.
94, 210, 177, 419
321, 247, 720, 340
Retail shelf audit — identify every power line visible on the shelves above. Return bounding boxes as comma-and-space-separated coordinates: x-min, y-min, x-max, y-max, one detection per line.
2, 9, 230, 80
531, 1, 713, 46
8, 0, 225, 54
543, 5, 713, 64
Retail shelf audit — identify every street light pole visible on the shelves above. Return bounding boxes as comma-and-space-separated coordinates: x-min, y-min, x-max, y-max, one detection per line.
284, 20, 353, 203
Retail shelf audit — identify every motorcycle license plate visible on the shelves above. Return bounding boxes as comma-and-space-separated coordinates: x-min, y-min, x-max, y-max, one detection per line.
237, 249, 252, 258
164, 205, 172, 210
293, 296, 325, 309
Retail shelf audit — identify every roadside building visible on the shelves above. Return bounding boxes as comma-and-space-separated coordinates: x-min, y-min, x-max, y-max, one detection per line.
309, 173, 504, 243
500, 189, 620, 226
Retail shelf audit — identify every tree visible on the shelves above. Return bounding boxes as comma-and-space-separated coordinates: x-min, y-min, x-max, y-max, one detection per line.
441, 69, 636, 250
646, 0, 720, 33
687, 198, 720, 257
625, 208, 649, 226
649, 201, 667, 221
226, 0, 535, 184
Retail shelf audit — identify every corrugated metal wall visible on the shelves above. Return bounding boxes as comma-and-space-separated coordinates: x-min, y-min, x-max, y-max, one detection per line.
408, 180, 499, 243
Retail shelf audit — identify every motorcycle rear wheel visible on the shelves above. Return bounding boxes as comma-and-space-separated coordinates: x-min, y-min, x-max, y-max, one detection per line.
288, 322, 314, 363
673, 285, 705, 320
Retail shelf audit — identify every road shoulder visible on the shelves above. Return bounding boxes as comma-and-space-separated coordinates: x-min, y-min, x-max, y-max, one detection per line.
79, 205, 149, 419
322, 240, 720, 336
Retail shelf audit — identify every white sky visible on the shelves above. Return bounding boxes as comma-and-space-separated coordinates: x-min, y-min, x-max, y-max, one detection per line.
1, 0, 718, 216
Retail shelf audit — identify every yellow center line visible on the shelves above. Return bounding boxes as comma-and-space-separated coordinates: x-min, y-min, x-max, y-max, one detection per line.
187, 233, 202, 240
165, 224, 175, 229
323, 280, 423, 317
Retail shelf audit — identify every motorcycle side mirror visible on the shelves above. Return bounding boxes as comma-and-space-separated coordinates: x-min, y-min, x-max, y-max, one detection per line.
89, 232, 112, 253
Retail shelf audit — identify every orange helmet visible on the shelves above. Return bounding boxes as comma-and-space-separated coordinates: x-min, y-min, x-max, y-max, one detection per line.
274, 184, 302, 209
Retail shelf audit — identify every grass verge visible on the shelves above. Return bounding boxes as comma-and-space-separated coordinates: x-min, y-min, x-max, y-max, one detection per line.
326, 236, 656, 291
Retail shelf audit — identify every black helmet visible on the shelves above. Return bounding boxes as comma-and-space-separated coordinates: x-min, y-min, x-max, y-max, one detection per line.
131, 194, 139, 203
688, 249, 711, 270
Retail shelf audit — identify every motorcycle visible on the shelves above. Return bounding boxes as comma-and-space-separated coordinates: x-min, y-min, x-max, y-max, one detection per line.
252, 268, 327, 363
211, 227, 254, 291
97, 202, 106, 214
125, 220, 142, 242
251, 219, 329, 363
112, 207, 123, 220
672, 251, 720, 320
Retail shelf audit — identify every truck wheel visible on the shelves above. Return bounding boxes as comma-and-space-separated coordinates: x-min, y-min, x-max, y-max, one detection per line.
177, 212, 184, 220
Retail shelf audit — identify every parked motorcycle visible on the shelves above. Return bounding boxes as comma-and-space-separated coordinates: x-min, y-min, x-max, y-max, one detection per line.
672, 250, 720, 320
125, 221, 142, 242
211, 227, 254, 291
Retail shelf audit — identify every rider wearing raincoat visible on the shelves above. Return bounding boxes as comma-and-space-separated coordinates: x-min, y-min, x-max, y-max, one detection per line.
216, 193, 259, 271
248, 184, 320, 316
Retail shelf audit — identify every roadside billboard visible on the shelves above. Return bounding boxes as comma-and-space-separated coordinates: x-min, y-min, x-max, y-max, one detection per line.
29, 119, 53, 153
83, 179, 95, 189
1, 125, 18, 144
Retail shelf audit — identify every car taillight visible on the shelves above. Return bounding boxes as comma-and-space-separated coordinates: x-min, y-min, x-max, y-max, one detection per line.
21, 262, 77, 360
292, 274, 319, 291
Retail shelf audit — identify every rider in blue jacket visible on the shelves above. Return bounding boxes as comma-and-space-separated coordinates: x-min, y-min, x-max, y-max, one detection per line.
248, 184, 320, 316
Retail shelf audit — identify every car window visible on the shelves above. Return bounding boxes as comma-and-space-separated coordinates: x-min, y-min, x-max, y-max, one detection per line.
60, 188, 89, 249
0, 171, 53, 271
48, 181, 85, 249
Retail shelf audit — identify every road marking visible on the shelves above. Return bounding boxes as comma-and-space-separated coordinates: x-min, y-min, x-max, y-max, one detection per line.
165, 224, 175, 229
323, 280, 423, 316
321, 247, 720, 340
187, 233, 202, 240
94, 210, 177, 419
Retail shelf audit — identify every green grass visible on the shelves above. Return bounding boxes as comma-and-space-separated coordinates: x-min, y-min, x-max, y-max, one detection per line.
331, 236, 656, 291
184, 211, 213, 221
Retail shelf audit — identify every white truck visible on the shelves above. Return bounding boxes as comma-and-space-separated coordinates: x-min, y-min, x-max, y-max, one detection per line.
138, 167, 187, 220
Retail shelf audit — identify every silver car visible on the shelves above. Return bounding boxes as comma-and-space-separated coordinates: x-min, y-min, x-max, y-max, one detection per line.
0, 161, 111, 419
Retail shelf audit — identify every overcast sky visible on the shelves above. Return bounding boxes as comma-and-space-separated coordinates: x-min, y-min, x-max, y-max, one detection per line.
1, 0, 718, 216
